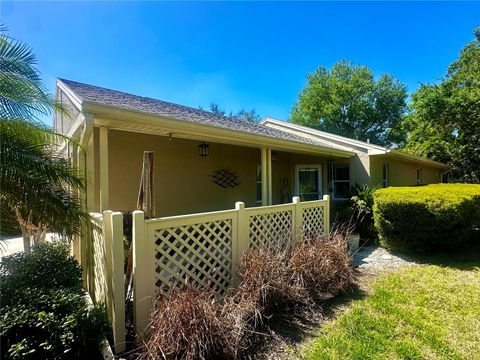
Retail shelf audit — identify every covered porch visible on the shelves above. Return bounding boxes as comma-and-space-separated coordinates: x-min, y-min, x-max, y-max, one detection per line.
86, 116, 354, 216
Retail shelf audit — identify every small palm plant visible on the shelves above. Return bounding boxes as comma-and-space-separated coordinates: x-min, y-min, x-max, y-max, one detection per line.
0, 25, 87, 253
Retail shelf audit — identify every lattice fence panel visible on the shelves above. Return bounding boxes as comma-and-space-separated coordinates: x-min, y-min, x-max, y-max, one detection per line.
91, 219, 108, 305
153, 219, 233, 296
302, 206, 324, 238
248, 210, 292, 250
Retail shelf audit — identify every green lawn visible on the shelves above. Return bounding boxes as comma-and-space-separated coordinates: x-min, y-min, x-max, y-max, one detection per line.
304, 263, 480, 360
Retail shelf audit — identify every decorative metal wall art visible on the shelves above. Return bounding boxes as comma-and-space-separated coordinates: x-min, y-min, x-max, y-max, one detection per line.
211, 169, 240, 188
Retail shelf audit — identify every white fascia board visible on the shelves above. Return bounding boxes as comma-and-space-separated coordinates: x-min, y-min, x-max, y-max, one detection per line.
85, 102, 355, 158
370, 150, 448, 169
56, 79, 83, 110
261, 117, 387, 153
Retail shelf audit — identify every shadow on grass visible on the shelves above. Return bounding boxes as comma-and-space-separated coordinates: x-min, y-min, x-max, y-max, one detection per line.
249, 237, 480, 359
249, 278, 368, 359
389, 235, 480, 271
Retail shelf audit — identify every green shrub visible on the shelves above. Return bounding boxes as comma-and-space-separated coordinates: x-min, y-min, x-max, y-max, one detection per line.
373, 184, 480, 252
333, 184, 379, 240
0, 242, 110, 360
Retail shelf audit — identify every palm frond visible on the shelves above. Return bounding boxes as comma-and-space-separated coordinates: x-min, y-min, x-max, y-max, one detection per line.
0, 28, 56, 120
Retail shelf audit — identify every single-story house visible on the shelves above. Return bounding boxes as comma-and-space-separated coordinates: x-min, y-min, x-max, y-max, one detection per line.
54, 79, 447, 217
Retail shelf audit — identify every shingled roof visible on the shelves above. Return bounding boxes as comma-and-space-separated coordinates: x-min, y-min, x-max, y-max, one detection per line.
58, 78, 346, 151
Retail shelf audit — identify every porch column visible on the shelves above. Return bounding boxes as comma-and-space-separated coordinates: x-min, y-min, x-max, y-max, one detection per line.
261, 148, 272, 206
266, 148, 272, 205
77, 113, 94, 288
99, 127, 109, 211
85, 116, 95, 213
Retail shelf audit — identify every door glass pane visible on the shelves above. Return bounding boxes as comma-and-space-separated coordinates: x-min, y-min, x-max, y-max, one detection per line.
298, 168, 320, 201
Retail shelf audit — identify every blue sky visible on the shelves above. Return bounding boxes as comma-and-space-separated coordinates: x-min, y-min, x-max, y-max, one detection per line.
2, 1, 479, 125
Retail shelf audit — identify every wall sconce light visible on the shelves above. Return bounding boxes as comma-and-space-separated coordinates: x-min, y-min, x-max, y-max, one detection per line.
198, 141, 209, 157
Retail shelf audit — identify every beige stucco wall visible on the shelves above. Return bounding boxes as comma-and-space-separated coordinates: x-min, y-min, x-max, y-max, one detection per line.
272, 152, 370, 203
91, 129, 443, 217
263, 122, 371, 186
369, 155, 443, 187
92, 130, 346, 216
96, 130, 260, 216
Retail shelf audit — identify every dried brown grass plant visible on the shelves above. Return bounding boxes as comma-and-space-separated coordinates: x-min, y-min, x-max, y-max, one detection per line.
139, 230, 355, 360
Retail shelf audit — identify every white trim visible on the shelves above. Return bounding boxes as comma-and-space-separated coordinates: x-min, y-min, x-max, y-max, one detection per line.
261, 117, 448, 169
89, 108, 354, 158
382, 163, 389, 188
261, 117, 386, 152
295, 164, 323, 201
383, 150, 448, 169
57, 79, 83, 110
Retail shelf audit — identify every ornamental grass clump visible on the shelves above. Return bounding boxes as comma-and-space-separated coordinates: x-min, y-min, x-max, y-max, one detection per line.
290, 232, 356, 301
139, 287, 235, 360
221, 246, 307, 355
140, 232, 355, 359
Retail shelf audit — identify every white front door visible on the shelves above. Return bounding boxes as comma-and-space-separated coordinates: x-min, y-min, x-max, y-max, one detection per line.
295, 165, 323, 201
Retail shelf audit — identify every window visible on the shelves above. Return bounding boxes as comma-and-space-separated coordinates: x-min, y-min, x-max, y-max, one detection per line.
295, 165, 322, 201
333, 164, 350, 199
256, 165, 262, 205
382, 164, 389, 188
416, 168, 422, 185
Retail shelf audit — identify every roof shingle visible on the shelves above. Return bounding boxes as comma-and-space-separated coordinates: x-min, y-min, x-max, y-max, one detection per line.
58, 78, 345, 151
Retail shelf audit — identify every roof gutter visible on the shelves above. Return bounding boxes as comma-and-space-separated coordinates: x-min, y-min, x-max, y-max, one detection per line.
82, 101, 355, 158
371, 149, 448, 169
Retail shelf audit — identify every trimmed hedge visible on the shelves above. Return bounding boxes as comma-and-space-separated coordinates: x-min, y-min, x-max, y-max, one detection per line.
0, 242, 110, 360
373, 184, 480, 251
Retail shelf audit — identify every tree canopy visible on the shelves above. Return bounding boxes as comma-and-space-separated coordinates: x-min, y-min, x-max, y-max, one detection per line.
290, 60, 408, 147
206, 102, 261, 123
403, 28, 480, 182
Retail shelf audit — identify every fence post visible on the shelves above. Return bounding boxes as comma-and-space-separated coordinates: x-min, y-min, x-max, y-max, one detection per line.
323, 194, 330, 236
132, 210, 148, 340
292, 196, 302, 242
232, 202, 248, 285
103, 211, 114, 321
110, 211, 126, 352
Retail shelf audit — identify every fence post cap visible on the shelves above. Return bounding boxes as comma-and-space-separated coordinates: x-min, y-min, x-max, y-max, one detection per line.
323, 194, 330, 201
292, 196, 300, 204
235, 201, 245, 210
132, 210, 145, 216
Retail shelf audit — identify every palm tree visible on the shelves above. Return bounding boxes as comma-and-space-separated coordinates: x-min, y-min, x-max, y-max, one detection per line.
0, 25, 87, 253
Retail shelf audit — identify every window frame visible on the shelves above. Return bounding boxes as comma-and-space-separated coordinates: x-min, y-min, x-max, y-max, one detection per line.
382, 163, 389, 188
294, 164, 323, 201
416, 168, 422, 185
332, 163, 350, 200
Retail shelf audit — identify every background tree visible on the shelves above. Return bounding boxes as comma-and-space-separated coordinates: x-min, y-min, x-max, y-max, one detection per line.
401, 84, 455, 164
205, 102, 261, 122
0, 26, 87, 252
290, 60, 408, 147
403, 28, 480, 182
